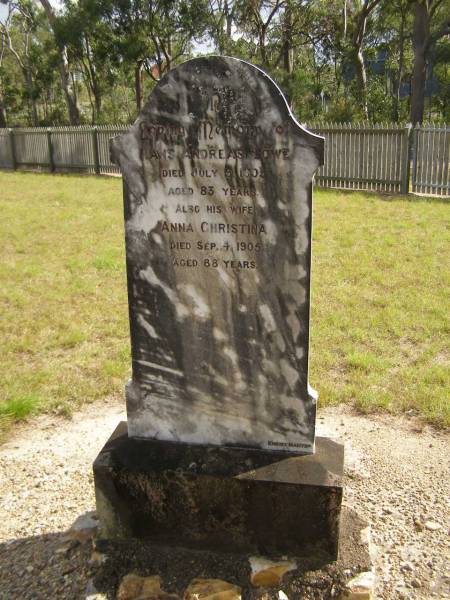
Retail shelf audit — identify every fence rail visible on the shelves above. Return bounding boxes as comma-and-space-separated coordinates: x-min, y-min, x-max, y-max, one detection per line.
0, 123, 449, 197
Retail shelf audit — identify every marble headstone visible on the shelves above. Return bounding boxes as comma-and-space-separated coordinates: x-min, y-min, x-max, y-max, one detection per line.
111, 56, 324, 454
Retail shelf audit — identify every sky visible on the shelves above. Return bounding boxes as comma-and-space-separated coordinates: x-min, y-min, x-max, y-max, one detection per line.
0, 0, 62, 22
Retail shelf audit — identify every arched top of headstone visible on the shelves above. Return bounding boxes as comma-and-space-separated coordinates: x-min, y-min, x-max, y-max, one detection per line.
111, 56, 324, 200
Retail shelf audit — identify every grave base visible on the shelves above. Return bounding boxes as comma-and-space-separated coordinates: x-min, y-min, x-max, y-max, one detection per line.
93, 422, 344, 560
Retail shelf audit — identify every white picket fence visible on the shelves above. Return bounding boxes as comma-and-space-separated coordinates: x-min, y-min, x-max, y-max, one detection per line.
0, 125, 127, 176
0, 123, 449, 197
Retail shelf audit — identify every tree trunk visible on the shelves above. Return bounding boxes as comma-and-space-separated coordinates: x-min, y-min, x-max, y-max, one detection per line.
354, 47, 368, 118
282, 2, 294, 74
38, 0, 81, 125
84, 36, 102, 121
410, 1, 430, 125
258, 27, 267, 65
0, 98, 7, 128
135, 61, 143, 112
392, 9, 406, 123
25, 68, 39, 126
351, 0, 383, 119
226, 1, 233, 38
93, 82, 102, 121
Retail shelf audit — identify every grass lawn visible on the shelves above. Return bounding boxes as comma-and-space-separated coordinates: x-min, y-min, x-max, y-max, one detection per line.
0, 171, 448, 434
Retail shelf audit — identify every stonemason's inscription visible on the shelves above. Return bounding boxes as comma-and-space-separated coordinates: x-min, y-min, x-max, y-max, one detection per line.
111, 56, 324, 453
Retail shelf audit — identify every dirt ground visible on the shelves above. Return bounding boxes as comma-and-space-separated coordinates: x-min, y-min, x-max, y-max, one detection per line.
0, 398, 448, 599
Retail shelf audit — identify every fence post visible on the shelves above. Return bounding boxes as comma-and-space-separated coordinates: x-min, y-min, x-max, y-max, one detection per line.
46, 127, 55, 172
8, 128, 17, 170
401, 124, 412, 194
410, 124, 419, 194
92, 126, 100, 175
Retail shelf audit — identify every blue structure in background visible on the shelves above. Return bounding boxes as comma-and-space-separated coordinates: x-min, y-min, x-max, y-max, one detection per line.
342, 48, 440, 99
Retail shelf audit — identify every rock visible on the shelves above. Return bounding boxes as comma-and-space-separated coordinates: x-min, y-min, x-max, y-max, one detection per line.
54, 539, 78, 555
249, 557, 297, 587
413, 517, 424, 531
400, 562, 413, 572
340, 571, 375, 599
71, 511, 99, 531
411, 578, 422, 588
184, 578, 241, 600
61, 511, 99, 545
117, 574, 179, 600
85, 579, 107, 600
66, 528, 96, 544
359, 526, 371, 546
278, 592, 289, 600
117, 574, 159, 600
394, 587, 410, 600
89, 551, 107, 567
424, 521, 441, 531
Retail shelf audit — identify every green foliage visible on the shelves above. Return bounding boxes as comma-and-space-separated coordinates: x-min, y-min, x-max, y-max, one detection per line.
1, 0, 449, 125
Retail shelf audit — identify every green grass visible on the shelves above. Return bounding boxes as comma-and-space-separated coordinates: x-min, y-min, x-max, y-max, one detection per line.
0, 171, 130, 431
311, 189, 449, 426
0, 172, 448, 432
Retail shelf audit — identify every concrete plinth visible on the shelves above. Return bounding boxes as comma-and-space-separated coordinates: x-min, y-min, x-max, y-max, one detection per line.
93, 422, 344, 560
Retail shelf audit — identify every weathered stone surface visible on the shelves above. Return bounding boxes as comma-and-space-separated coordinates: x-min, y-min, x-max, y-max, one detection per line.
184, 578, 241, 600
93, 422, 343, 558
249, 556, 297, 587
111, 56, 323, 453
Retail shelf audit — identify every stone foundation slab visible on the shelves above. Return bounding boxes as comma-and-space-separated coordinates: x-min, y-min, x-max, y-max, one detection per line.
93, 422, 344, 560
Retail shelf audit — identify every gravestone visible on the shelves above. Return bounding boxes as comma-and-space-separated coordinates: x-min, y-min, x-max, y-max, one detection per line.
94, 57, 344, 559
112, 56, 323, 453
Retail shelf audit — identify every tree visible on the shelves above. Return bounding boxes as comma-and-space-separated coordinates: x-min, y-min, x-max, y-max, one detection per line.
234, 0, 285, 66
58, 0, 116, 123
0, 17, 8, 126
410, 0, 450, 124
344, 0, 384, 118
208, 0, 236, 53
94, 0, 210, 113
389, 0, 411, 122
0, 1, 41, 125
38, 0, 81, 124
